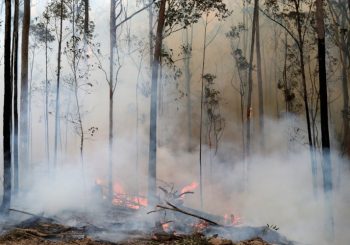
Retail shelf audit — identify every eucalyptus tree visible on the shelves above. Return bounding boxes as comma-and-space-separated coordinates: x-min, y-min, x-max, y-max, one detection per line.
20, 0, 31, 170
51, 0, 67, 168
148, 0, 231, 204
315, 0, 330, 165
263, 0, 318, 193
182, 26, 194, 152
226, 24, 250, 163
327, 0, 350, 156
31, 12, 56, 167
1, 0, 12, 214
203, 73, 225, 180
246, 0, 259, 159
63, 0, 95, 167
11, 0, 19, 194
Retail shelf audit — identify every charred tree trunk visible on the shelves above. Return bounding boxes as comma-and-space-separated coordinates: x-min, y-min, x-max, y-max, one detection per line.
148, 0, 166, 204
316, 0, 332, 194
12, 0, 19, 194
316, 0, 334, 238
108, 0, 116, 201
246, 0, 259, 158
20, 0, 31, 170
54, 0, 64, 168
1, 0, 12, 214
255, 0, 264, 149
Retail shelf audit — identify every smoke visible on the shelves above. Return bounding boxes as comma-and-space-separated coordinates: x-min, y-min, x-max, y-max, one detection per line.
0, 1, 349, 245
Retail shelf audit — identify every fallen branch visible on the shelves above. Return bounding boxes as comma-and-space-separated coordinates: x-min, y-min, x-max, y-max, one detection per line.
9, 208, 41, 217
155, 202, 220, 226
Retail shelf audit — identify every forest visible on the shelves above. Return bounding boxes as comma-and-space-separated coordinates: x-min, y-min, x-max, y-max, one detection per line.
0, 0, 349, 244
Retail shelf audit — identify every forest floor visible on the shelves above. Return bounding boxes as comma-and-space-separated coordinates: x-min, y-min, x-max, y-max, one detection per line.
0, 213, 272, 245
0, 227, 270, 245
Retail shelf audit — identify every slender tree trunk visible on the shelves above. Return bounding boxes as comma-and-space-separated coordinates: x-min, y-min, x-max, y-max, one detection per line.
184, 27, 193, 152
12, 0, 19, 194
255, 0, 264, 149
148, 0, 166, 204
199, 13, 209, 208
294, 1, 318, 195
246, 0, 259, 158
1, 0, 12, 214
20, 0, 31, 171
54, 0, 64, 168
45, 15, 50, 168
108, 0, 116, 200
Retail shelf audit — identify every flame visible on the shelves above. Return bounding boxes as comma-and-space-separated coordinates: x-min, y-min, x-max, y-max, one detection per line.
113, 182, 126, 195
180, 181, 199, 195
95, 178, 148, 209
162, 223, 170, 232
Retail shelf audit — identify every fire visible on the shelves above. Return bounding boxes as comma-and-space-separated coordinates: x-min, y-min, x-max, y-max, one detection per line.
162, 223, 170, 232
180, 181, 198, 198
95, 178, 148, 209
224, 213, 242, 226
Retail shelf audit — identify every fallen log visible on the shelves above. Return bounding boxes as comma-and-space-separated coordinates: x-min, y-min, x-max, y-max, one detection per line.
154, 202, 220, 226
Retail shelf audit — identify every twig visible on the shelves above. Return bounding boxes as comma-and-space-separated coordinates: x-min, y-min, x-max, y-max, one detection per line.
115, 0, 158, 29
178, 191, 194, 198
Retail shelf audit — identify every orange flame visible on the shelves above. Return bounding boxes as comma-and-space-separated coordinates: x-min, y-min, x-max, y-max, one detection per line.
180, 181, 198, 194
162, 223, 170, 232
95, 178, 148, 209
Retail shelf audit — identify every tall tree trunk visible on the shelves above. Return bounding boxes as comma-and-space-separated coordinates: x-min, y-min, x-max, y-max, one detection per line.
108, 0, 116, 201
199, 13, 209, 208
294, 1, 318, 195
316, 0, 334, 237
246, 0, 259, 158
316, 0, 332, 194
12, 0, 19, 194
255, 0, 264, 149
20, 0, 31, 171
54, 0, 64, 168
148, 0, 166, 204
45, 15, 50, 168
1, 0, 12, 214
339, 2, 350, 156
184, 26, 193, 152
148, 0, 154, 67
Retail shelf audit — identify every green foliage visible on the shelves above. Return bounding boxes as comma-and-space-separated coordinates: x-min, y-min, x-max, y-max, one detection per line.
155, 0, 232, 35
31, 21, 55, 44
203, 74, 225, 152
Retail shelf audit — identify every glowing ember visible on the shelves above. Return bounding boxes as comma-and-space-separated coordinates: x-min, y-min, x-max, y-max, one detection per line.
162, 223, 170, 232
224, 213, 242, 225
